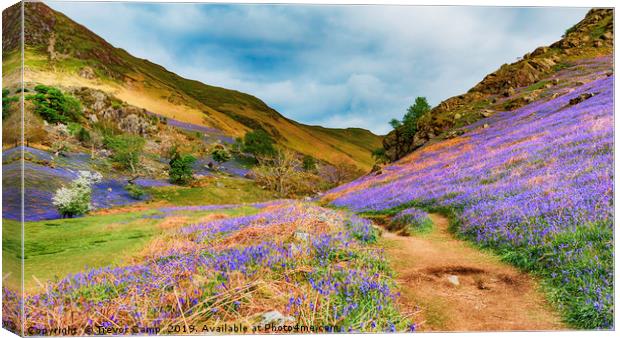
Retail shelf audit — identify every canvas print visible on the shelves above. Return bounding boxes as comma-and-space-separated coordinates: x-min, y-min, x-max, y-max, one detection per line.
1, 0, 614, 335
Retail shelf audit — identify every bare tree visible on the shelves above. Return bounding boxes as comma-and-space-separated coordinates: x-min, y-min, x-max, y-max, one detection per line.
252, 149, 320, 197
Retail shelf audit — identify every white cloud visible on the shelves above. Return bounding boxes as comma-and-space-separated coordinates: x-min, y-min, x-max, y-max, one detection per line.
47, 2, 588, 134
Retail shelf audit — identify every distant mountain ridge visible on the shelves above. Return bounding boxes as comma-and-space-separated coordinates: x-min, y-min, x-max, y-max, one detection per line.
2, 2, 382, 170
383, 8, 613, 161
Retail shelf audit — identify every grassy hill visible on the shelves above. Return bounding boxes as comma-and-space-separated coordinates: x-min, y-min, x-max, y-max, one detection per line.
2, 2, 382, 170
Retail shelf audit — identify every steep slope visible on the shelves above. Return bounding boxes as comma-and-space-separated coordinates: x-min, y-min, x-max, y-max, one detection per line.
383, 8, 613, 161
2, 2, 382, 170
324, 55, 613, 328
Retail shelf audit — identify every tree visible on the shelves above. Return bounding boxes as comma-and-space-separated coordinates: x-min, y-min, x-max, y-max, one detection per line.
168, 150, 196, 185
404, 97, 430, 126
104, 134, 145, 174
302, 155, 317, 172
26, 85, 83, 124
402, 96, 431, 137
389, 96, 431, 138
252, 149, 318, 197
52, 171, 102, 218
319, 160, 363, 186
389, 119, 402, 129
243, 129, 276, 160
211, 144, 231, 169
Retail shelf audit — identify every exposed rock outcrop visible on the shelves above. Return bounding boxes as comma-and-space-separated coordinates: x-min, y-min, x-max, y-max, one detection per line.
69, 87, 157, 136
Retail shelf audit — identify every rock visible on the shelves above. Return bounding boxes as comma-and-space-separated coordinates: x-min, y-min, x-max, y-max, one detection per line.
531, 58, 556, 71
445, 129, 465, 139
483, 124, 490, 129
569, 93, 594, 105
552, 78, 559, 85
78, 66, 96, 80
294, 231, 310, 242
503, 87, 515, 97
551, 93, 561, 99
447, 275, 460, 286
88, 114, 98, 123
480, 110, 494, 118
412, 135, 426, 148
575, 81, 585, 86
601, 32, 613, 40
117, 113, 156, 136
530, 46, 548, 57
593, 40, 603, 48
259, 311, 295, 326
606, 71, 613, 77
454, 113, 462, 120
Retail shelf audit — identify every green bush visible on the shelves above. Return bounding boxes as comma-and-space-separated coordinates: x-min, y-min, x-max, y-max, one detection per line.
124, 183, 145, 200
168, 151, 196, 185
211, 144, 231, 167
243, 129, 276, 159
26, 85, 83, 123
231, 137, 244, 154
2, 88, 18, 119
76, 127, 91, 143
302, 155, 317, 171
371, 147, 388, 164
104, 134, 145, 173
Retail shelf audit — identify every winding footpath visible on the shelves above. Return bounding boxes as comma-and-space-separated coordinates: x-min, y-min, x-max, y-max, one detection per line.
382, 214, 565, 331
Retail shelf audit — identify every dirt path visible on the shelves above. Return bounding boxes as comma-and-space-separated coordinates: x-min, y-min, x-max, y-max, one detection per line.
382, 214, 565, 331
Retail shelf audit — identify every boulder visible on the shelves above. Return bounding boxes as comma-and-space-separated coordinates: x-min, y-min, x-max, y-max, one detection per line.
569, 93, 594, 105
503, 87, 515, 97
480, 110, 494, 118
117, 113, 156, 136
447, 275, 460, 286
78, 66, 96, 80
259, 311, 295, 326
293, 231, 310, 242
530, 46, 549, 57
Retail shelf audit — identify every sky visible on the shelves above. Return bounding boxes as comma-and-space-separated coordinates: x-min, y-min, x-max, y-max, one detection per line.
49, 1, 588, 134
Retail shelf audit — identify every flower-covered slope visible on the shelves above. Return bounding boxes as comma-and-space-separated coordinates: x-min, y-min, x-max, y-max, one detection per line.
3, 202, 413, 334
325, 61, 613, 328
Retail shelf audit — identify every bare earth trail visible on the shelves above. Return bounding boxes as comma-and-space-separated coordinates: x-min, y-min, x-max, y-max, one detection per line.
381, 214, 565, 331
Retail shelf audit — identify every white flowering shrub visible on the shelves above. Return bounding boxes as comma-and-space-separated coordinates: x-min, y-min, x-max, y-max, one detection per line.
52, 171, 102, 217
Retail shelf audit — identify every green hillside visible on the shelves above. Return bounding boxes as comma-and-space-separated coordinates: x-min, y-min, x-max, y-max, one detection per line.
2, 2, 382, 170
